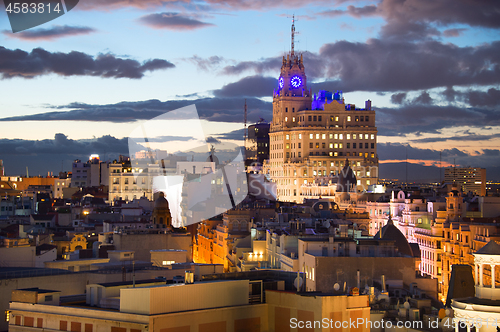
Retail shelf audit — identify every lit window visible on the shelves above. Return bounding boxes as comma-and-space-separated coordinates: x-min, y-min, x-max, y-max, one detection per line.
304, 179, 308, 184
285, 117, 288, 122
367, 171, 371, 176
329, 152, 333, 156
347, 134, 350, 139
357, 180, 361, 185
316, 134, 320, 139
310, 134, 313, 139
329, 143, 333, 148
286, 134, 289, 140
334, 134, 338, 139
347, 116, 351, 121
366, 180, 370, 185
335, 116, 339, 121
339, 134, 343, 139
371, 134, 375, 139
292, 117, 295, 122
334, 152, 338, 156
329, 133, 333, 139
353, 134, 357, 139
322, 134, 326, 139
334, 143, 338, 148
299, 134, 302, 139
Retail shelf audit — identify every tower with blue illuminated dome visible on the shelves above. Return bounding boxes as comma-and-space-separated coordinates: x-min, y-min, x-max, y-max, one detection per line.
264, 18, 379, 203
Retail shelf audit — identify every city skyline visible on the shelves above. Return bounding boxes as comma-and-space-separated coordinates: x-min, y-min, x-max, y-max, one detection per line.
0, 0, 499, 179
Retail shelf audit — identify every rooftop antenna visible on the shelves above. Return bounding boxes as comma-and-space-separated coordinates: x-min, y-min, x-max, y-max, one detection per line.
244, 99, 247, 147
287, 14, 298, 57
439, 151, 442, 183
405, 146, 408, 186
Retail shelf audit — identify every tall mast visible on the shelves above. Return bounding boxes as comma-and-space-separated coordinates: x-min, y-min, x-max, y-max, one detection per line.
244, 99, 247, 147
291, 15, 295, 58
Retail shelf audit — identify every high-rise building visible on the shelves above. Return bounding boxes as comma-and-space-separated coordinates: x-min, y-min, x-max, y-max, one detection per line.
263, 19, 378, 203
245, 120, 270, 166
444, 167, 486, 196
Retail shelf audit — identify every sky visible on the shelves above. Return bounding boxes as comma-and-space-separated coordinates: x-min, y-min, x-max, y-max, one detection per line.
0, 0, 499, 180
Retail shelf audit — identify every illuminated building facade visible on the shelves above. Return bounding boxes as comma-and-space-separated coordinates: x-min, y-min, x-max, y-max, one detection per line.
444, 167, 486, 196
263, 19, 378, 203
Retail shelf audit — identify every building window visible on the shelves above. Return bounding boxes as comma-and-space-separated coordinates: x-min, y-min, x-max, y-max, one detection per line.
292, 117, 295, 122
309, 134, 313, 139
366, 116, 369, 121
310, 143, 313, 148
286, 134, 289, 140
353, 134, 357, 139
318, 116, 322, 121
285, 107, 288, 112
365, 143, 369, 149
329, 143, 333, 148
339, 134, 343, 139
285, 117, 288, 122
347, 143, 350, 148
313, 116, 317, 121
371, 134, 375, 139
347, 116, 351, 121
315, 143, 319, 148
353, 143, 357, 148
299, 134, 302, 139
316, 133, 320, 139
365, 134, 369, 139
371, 143, 374, 149
308, 116, 312, 121
335, 116, 339, 121
360, 116, 364, 122
322, 133, 326, 139
355, 116, 359, 122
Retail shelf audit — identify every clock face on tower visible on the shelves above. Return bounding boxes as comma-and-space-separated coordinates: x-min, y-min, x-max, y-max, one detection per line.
279, 77, 284, 89
290, 75, 302, 88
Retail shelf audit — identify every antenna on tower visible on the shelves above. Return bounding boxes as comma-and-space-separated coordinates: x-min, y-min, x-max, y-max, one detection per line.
286, 14, 299, 57
291, 14, 296, 57
244, 99, 247, 148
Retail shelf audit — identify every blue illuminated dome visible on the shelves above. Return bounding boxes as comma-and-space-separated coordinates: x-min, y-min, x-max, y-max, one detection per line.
290, 75, 302, 88
279, 76, 284, 89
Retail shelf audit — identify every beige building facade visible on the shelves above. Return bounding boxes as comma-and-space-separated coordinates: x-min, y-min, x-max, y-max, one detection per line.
263, 27, 378, 203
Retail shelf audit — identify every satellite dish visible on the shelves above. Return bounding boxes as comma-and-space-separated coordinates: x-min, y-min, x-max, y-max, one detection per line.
334, 283, 340, 291
294, 277, 303, 290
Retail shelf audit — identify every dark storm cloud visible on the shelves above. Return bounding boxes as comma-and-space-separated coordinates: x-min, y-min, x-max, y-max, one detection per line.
467, 88, 500, 108
0, 134, 129, 156
222, 40, 500, 92
319, 0, 500, 41
213, 76, 277, 98
3, 25, 96, 41
0, 47, 175, 79
377, 105, 500, 136
412, 91, 433, 104
0, 98, 272, 124
391, 92, 407, 104
138, 12, 215, 30
318, 39, 500, 92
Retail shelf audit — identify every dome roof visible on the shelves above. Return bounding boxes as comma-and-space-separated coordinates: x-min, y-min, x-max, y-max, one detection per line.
337, 159, 356, 192
154, 192, 169, 209
374, 217, 414, 257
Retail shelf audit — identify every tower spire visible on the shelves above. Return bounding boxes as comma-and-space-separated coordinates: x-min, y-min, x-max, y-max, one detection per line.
291, 14, 295, 58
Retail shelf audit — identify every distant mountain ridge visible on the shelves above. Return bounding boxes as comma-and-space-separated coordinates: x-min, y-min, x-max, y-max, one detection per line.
379, 162, 500, 183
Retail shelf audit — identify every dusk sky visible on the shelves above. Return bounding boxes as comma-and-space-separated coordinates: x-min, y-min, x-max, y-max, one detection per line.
0, 0, 499, 179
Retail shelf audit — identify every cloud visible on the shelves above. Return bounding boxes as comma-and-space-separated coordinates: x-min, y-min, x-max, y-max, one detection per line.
317, 39, 500, 92
411, 132, 500, 143
391, 92, 407, 104
0, 47, 175, 79
184, 55, 227, 71
206, 136, 221, 143
377, 104, 500, 136
138, 12, 215, 30
0, 98, 272, 124
467, 88, 500, 108
213, 76, 277, 98
412, 91, 433, 104
318, 0, 500, 41
3, 25, 96, 41
443, 28, 467, 37
0, 133, 129, 156
377, 142, 500, 170
216, 128, 245, 141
